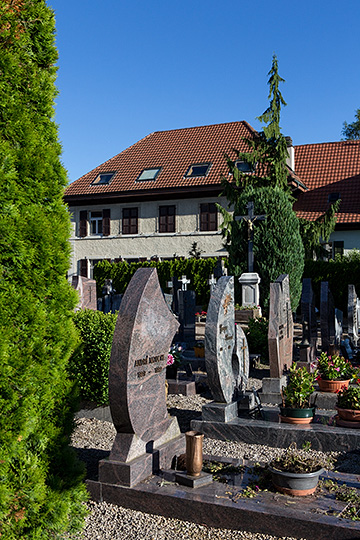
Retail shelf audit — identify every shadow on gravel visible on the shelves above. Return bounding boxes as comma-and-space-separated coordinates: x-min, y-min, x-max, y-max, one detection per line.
73, 447, 109, 481
167, 408, 201, 433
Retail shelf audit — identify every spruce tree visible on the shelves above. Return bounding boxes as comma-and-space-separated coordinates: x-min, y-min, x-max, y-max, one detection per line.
0, 1, 87, 538
220, 55, 304, 310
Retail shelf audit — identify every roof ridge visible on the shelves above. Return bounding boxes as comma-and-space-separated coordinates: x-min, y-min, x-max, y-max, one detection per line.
295, 140, 360, 149
149, 120, 253, 136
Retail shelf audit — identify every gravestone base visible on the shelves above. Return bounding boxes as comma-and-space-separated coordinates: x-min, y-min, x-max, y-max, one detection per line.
167, 379, 196, 396
99, 434, 185, 488
175, 471, 213, 488
202, 401, 238, 423
238, 392, 256, 411
260, 377, 287, 405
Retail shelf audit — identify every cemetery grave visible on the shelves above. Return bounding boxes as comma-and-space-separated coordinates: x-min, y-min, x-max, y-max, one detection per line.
83, 268, 360, 539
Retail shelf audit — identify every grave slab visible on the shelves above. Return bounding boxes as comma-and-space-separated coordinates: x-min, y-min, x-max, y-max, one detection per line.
167, 379, 196, 396
86, 466, 360, 540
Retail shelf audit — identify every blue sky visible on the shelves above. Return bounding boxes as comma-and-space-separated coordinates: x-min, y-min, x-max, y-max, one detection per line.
48, 0, 360, 184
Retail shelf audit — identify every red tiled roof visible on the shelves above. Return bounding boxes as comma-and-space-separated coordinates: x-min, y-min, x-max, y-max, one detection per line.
293, 141, 360, 224
65, 121, 257, 198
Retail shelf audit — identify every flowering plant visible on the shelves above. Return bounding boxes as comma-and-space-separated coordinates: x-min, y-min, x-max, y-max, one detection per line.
235, 304, 260, 311
316, 351, 355, 381
167, 344, 182, 367
282, 363, 318, 409
336, 382, 360, 410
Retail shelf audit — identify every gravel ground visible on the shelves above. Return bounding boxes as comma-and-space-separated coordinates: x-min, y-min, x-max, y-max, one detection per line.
68, 390, 360, 540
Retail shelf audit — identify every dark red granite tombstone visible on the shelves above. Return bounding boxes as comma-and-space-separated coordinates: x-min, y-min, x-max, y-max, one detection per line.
268, 274, 293, 378
99, 268, 185, 487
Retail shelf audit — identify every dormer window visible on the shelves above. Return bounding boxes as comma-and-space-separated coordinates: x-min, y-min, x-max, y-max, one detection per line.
185, 163, 211, 177
235, 160, 256, 173
92, 172, 115, 185
328, 192, 340, 203
136, 168, 161, 182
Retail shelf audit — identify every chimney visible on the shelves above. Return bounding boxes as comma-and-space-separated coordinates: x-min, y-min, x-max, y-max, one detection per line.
285, 136, 295, 172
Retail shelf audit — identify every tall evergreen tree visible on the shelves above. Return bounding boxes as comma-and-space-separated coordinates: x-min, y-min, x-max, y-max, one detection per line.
220, 55, 304, 310
0, 1, 87, 538
342, 108, 360, 140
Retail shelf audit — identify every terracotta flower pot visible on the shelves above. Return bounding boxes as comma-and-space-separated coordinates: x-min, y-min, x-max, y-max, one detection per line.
335, 407, 360, 428
269, 466, 324, 496
317, 378, 350, 393
279, 407, 315, 424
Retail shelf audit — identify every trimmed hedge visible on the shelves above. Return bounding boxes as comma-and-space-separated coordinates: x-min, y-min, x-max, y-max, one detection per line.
70, 310, 117, 405
94, 258, 225, 307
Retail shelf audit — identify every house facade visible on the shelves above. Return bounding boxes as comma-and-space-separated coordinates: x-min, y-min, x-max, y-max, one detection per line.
64, 122, 360, 279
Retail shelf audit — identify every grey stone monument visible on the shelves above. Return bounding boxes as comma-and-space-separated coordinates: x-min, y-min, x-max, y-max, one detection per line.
202, 276, 250, 422
320, 281, 335, 352
348, 284, 359, 347
98, 268, 185, 487
262, 274, 292, 404
72, 275, 97, 311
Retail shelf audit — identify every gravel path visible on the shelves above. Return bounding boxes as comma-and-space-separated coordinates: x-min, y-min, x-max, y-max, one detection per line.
68, 392, 360, 540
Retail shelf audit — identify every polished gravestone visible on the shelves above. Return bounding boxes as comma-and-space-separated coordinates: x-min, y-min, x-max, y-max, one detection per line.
348, 284, 359, 347
98, 268, 185, 487
262, 274, 293, 404
320, 281, 335, 352
202, 276, 251, 422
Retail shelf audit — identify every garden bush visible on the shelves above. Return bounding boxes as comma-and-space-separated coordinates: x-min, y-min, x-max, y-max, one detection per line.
245, 317, 269, 363
70, 310, 117, 405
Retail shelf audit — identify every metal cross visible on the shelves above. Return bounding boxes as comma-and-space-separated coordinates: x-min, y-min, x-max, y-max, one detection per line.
235, 201, 266, 273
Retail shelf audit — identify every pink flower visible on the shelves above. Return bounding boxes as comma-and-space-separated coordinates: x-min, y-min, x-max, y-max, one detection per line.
167, 354, 174, 366
335, 367, 340, 371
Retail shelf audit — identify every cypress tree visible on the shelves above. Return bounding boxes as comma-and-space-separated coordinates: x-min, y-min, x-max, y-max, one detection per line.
0, 1, 87, 537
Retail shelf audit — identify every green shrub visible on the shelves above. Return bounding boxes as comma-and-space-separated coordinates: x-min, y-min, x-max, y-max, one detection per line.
94, 257, 224, 306
245, 317, 269, 363
0, 2, 87, 537
70, 310, 117, 405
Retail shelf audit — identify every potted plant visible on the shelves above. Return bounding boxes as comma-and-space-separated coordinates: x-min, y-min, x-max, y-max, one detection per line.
280, 363, 317, 424
195, 310, 207, 323
194, 341, 205, 358
316, 351, 356, 393
268, 442, 327, 496
336, 381, 360, 427
166, 344, 182, 379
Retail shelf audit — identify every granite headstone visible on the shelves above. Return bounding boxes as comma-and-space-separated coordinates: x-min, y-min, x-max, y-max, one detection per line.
320, 281, 335, 351
348, 284, 359, 347
335, 308, 343, 347
203, 276, 249, 422
72, 275, 97, 311
268, 274, 293, 378
99, 268, 185, 487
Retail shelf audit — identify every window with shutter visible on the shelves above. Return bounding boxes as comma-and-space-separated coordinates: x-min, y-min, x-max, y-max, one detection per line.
159, 206, 175, 233
79, 259, 88, 277
79, 210, 88, 237
102, 209, 111, 236
200, 203, 217, 231
122, 208, 138, 235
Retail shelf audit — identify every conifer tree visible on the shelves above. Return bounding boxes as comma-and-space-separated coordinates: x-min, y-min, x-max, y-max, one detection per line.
0, 1, 87, 537
342, 108, 360, 140
220, 55, 304, 310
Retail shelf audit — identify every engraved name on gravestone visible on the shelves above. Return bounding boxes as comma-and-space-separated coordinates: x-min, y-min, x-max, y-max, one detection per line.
320, 281, 335, 351
348, 284, 359, 347
268, 274, 293, 378
107, 268, 181, 465
205, 276, 248, 403
300, 278, 317, 361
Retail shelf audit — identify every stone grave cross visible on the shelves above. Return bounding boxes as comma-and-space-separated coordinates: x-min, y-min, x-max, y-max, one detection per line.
235, 201, 266, 273
179, 275, 191, 291
208, 274, 217, 294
